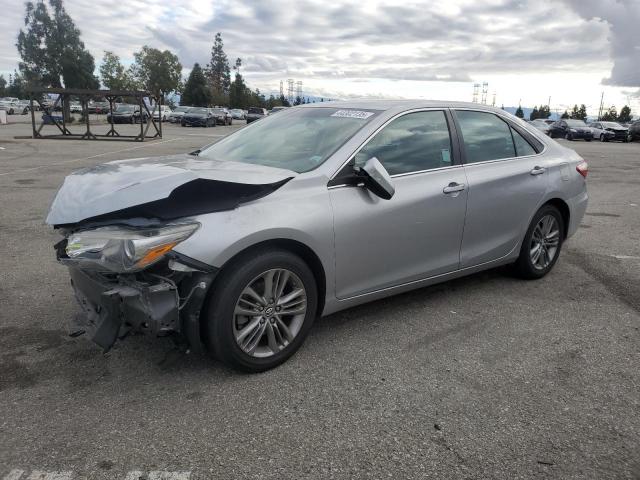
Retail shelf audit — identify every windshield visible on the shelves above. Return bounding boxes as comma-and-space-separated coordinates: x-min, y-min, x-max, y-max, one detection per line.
189, 108, 207, 114
565, 120, 586, 127
199, 107, 380, 173
211, 108, 225, 113
601, 122, 622, 128
115, 105, 135, 112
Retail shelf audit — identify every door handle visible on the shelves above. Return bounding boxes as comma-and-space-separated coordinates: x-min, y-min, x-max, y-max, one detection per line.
443, 182, 466, 194
530, 166, 546, 175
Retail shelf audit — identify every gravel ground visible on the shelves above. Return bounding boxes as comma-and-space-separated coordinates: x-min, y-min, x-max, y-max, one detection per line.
0, 122, 638, 479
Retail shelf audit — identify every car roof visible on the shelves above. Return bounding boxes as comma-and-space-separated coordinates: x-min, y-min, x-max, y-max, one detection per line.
300, 99, 507, 114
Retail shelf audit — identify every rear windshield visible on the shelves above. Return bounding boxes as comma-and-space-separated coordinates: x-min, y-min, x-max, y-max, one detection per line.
199, 107, 380, 173
115, 105, 135, 112
565, 120, 586, 127
189, 108, 207, 114
248, 107, 264, 114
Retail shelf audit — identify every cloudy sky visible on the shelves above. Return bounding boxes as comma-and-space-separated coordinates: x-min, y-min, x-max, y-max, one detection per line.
1, 0, 639, 114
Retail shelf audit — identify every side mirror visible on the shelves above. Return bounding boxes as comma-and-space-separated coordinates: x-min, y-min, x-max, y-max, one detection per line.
356, 157, 395, 200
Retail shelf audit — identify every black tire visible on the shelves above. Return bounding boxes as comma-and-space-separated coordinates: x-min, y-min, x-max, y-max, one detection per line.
203, 248, 318, 372
130, 116, 134, 124
585, 137, 591, 142
600, 133, 606, 142
513, 205, 565, 280
565, 132, 573, 141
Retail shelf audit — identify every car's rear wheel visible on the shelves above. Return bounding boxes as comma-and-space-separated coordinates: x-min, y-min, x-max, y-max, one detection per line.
203, 248, 318, 372
513, 205, 564, 279
565, 132, 573, 141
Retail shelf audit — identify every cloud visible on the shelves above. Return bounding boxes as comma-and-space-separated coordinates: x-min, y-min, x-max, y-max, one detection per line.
0, 0, 629, 104
563, 0, 640, 87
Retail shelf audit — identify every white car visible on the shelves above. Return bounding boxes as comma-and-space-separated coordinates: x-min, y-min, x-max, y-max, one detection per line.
0, 98, 21, 115
154, 105, 172, 121
167, 106, 191, 123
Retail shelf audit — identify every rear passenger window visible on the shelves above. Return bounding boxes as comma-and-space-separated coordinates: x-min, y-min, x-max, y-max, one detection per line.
511, 128, 536, 156
456, 110, 515, 163
354, 110, 453, 175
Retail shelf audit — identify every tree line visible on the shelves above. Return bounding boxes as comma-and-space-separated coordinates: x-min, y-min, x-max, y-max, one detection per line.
511, 102, 634, 123
10, 0, 320, 110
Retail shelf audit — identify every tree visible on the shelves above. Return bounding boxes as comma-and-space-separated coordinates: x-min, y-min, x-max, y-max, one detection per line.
515, 105, 524, 118
529, 106, 539, 120
561, 110, 569, 119
130, 46, 182, 96
99, 51, 131, 90
17, 0, 99, 89
6, 72, 27, 99
181, 63, 210, 106
538, 104, 551, 119
618, 105, 632, 123
0, 75, 6, 96
569, 104, 580, 119
207, 32, 231, 105
577, 104, 587, 120
601, 105, 618, 121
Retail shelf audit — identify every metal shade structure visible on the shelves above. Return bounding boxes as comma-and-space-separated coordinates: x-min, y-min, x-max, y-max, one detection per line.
27, 88, 163, 141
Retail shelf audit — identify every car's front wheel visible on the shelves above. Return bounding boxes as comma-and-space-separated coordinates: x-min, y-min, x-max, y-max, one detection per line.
203, 248, 318, 372
565, 132, 573, 141
600, 133, 607, 142
513, 205, 564, 279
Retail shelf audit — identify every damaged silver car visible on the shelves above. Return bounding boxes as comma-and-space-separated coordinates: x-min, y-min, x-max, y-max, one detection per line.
47, 101, 588, 372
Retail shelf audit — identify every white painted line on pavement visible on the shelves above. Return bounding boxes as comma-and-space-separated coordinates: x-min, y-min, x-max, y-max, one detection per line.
185, 133, 226, 137
148, 472, 191, 480
610, 254, 640, 260
0, 137, 183, 177
3, 470, 24, 480
26, 472, 72, 480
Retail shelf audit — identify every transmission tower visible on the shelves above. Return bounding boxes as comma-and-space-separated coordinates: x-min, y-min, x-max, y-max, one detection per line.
296, 81, 303, 101
279, 80, 284, 97
472, 83, 480, 103
287, 79, 294, 104
492, 91, 496, 107
481, 82, 488, 105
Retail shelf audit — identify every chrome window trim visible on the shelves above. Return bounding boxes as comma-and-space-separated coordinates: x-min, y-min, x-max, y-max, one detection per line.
328, 163, 464, 189
452, 107, 548, 160
328, 107, 455, 182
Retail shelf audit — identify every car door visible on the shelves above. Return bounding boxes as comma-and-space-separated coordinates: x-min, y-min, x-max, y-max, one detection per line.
329, 109, 468, 299
591, 122, 603, 139
453, 109, 549, 268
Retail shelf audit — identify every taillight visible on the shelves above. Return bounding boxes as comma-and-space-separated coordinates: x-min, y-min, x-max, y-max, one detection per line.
576, 161, 588, 178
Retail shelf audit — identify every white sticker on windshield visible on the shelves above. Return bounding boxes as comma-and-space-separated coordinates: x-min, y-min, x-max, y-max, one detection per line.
330, 110, 374, 119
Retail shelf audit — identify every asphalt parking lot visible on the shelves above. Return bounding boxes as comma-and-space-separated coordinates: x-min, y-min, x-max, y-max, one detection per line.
1, 121, 639, 479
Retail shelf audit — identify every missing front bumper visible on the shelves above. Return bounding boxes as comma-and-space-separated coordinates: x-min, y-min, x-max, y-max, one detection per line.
68, 265, 214, 353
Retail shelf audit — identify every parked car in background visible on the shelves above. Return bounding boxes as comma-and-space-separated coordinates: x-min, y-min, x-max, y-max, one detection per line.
230, 109, 246, 120
88, 101, 110, 114
246, 107, 267, 123
46, 100, 588, 372
154, 105, 172, 121
181, 107, 216, 127
548, 119, 592, 141
268, 106, 289, 115
211, 107, 232, 125
106, 104, 139, 124
70, 102, 83, 113
16, 100, 32, 114
0, 98, 21, 114
588, 121, 629, 142
628, 120, 640, 142
528, 119, 551, 134
168, 106, 191, 123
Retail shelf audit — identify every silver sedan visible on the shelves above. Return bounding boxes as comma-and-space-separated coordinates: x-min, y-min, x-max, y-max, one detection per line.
47, 100, 588, 372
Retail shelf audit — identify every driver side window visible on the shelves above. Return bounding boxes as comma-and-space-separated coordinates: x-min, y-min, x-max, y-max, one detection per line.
354, 111, 453, 175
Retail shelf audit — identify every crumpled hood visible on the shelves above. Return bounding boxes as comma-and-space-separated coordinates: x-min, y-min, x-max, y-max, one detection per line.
46, 154, 296, 225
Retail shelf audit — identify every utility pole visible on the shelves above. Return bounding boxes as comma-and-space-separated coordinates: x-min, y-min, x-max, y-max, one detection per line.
598, 91, 604, 120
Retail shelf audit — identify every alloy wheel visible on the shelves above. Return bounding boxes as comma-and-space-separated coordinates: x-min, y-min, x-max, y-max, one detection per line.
233, 268, 307, 358
529, 215, 560, 270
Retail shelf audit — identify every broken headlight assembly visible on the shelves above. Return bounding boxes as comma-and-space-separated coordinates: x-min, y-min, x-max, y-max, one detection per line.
63, 223, 199, 273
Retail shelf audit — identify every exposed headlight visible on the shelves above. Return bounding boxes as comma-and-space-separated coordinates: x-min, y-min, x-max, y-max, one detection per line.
64, 223, 199, 273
